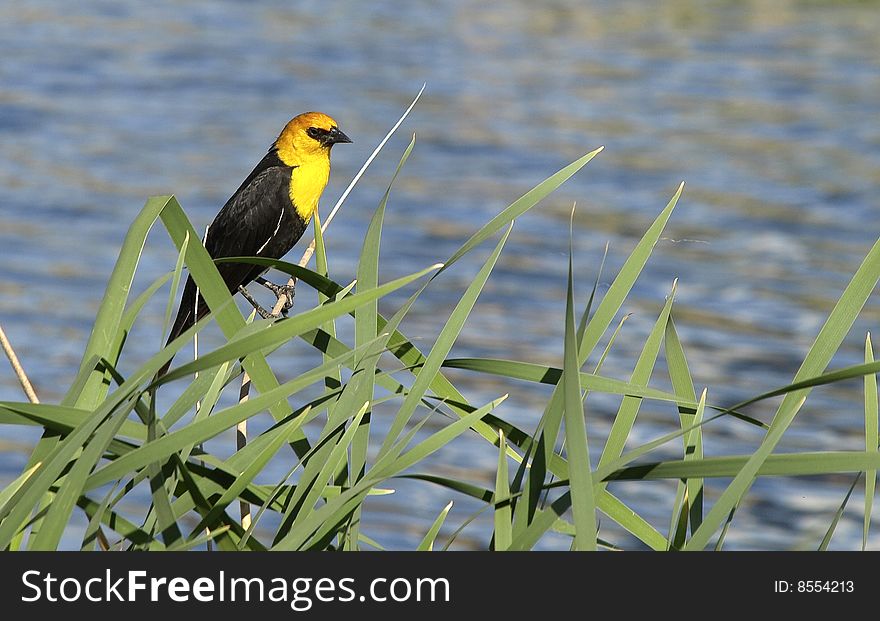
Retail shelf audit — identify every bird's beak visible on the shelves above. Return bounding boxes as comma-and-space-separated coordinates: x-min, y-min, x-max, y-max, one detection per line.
326, 127, 353, 146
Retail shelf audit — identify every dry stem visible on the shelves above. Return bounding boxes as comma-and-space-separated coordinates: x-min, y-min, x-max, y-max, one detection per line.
0, 323, 39, 403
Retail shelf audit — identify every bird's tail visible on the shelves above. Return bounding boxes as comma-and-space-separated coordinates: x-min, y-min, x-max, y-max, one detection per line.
156, 275, 208, 379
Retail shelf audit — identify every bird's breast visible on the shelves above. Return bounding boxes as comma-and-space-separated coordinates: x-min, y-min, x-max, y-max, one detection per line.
288, 160, 330, 222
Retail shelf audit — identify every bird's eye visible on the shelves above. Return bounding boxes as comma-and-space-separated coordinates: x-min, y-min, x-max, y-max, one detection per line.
306, 127, 321, 139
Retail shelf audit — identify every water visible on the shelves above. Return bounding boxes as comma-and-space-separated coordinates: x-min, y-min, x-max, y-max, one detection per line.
1, 0, 879, 550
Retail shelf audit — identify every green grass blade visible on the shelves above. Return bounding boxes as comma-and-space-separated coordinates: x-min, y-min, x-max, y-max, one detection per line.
68, 195, 171, 408
313, 211, 340, 388
683, 388, 707, 541
59, 355, 103, 410
603, 450, 880, 481
665, 315, 702, 537
562, 235, 597, 550
668, 388, 706, 548
309, 209, 350, 543
726, 359, 880, 413
417, 500, 453, 552
280, 344, 407, 544
0, 463, 41, 513
714, 509, 735, 551
510, 431, 541, 541
0, 402, 145, 441
355, 135, 414, 351
169, 458, 250, 551
163, 231, 190, 343
145, 392, 181, 547
598, 280, 676, 474
357, 533, 386, 551
494, 430, 513, 550
592, 313, 631, 375
865, 332, 878, 550
80, 482, 119, 551
446, 355, 880, 432
441, 505, 492, 551
577, 241, 609, 349
598, 489, 666, 551
180, 364, 231, 462
686, 234, 880, 550
667, 482, 688, 550
222, 379, 383, 475
819, 476, 860, 551
396, 474, 493, 503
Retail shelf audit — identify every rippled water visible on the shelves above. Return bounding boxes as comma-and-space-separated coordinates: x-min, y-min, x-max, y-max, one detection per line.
2, 1, 880, 550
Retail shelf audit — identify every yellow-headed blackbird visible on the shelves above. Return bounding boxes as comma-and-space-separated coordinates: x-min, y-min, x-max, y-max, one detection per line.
160, 112, 351, 375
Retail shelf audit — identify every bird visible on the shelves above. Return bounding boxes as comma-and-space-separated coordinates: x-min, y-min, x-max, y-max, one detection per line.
158, 112, 351, 377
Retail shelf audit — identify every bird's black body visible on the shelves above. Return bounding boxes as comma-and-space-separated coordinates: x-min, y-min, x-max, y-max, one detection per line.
164, 147, 306, 351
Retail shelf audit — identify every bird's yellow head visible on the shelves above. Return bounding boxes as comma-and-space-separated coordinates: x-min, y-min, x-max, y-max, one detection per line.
275, 112, 352, 166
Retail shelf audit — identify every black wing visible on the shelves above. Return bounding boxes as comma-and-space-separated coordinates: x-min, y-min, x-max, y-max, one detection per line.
204, 165, 295, 293
162, 165, 293, 355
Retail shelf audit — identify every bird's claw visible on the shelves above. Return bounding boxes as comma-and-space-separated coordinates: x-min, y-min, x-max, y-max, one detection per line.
273, 283, 296, 312
256, 278, 296, 313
